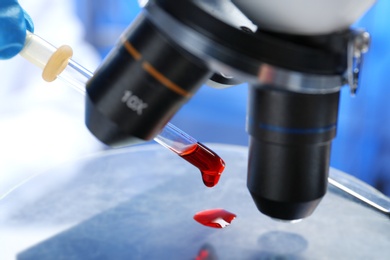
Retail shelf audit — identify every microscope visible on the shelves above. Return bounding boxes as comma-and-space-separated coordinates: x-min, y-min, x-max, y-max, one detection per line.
84, 0, 376, 221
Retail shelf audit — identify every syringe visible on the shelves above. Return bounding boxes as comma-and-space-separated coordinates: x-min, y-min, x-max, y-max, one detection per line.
19, 31, 225, 187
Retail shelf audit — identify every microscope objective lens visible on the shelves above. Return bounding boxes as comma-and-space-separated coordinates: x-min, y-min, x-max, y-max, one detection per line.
179, 142, 225, 187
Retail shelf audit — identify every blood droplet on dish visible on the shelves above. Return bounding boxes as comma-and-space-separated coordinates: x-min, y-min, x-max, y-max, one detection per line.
179, 142, 225, 187
194, 244, 218, 260
195, 249, 209, 260
193, 209, 236, 228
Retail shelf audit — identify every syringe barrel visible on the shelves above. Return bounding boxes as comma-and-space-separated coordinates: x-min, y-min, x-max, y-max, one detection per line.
19, 31, 56, 70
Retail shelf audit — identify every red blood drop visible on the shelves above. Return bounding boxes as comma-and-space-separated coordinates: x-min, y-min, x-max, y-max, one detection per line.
193, 209, 237, 228
195, 249, 209, 260
179, 142, 225, 187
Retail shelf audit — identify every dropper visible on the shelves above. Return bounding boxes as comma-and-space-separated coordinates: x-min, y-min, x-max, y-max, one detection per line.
19, 31, 225, 187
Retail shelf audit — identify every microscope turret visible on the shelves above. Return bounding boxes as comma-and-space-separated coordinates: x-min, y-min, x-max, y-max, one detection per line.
85, 0, 375, 221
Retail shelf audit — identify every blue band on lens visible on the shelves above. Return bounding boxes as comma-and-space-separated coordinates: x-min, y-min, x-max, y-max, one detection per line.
258, 123, 336, 135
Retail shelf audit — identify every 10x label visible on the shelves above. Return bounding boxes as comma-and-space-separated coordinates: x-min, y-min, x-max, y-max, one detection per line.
121, 90, 148, 115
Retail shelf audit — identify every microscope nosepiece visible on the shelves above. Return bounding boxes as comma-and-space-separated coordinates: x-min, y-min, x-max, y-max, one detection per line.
247, 87, 340, 221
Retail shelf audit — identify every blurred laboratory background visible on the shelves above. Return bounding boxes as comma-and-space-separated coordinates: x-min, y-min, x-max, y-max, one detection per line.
0, 0, 389, 197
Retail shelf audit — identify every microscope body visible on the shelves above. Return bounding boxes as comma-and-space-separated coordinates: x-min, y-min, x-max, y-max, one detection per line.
85, 0, 375, 220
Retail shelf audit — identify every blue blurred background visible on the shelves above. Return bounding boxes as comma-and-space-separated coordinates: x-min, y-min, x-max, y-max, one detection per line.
74, 0, 390, 195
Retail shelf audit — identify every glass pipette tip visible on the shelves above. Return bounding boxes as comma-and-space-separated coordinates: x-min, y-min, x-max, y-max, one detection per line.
19, 31, 225, 187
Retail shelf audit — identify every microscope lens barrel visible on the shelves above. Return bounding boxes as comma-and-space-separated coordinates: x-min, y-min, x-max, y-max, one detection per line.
247, 87, 340, 221
85, 14, 212, 147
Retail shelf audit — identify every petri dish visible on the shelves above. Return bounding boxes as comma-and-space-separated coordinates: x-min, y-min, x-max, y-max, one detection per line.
0, 144, 389, 259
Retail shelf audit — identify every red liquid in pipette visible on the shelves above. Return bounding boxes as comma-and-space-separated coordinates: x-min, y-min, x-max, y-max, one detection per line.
179, 142, 225, 187
193, 208, 236, 228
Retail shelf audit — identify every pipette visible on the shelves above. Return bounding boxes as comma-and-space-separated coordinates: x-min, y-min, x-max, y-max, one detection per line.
19, 31, 225, 187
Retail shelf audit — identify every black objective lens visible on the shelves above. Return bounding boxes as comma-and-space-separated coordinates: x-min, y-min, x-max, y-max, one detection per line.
247, 87, 340, 221
85, 14, 212, 147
